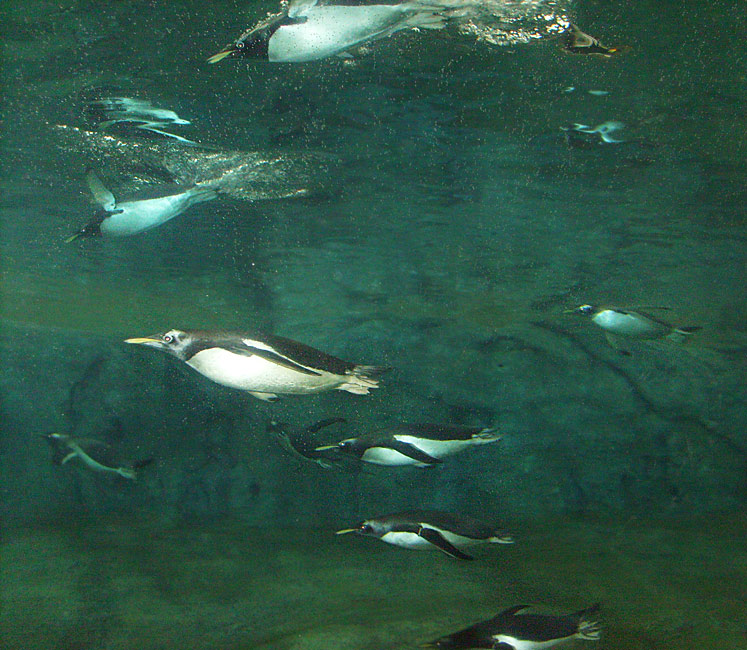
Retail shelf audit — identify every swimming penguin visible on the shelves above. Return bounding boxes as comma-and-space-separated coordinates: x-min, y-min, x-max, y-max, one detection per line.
315, 423, 500, 467
65, 171, 217, 241
336, 510, 514, 560
85, 96, 200, 145
561, 121, 626, 144
567, 304, 701, 347
425, 604, 602, 649
207, 0, 447, 64
562, 23, 620, 57
267, 417, 349, 468
39, 433, 151, 480
125, 329, 383, 401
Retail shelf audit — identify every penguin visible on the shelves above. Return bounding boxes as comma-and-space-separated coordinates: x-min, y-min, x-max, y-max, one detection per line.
207, 0, 447, 64
39, 433, 152, 480
425, 604, 602, 649
335, 510, 514, 560
266, 417, 349, 468
65, 171, 218, 241
124, 329, 383, 401
315, 423, 500, 467
567, 304, 701, 348
562, 23, 620, 57
561, 121, 626, 144
85, 96, 200, 145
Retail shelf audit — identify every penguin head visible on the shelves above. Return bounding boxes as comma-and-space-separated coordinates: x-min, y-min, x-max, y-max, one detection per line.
64, 219, 102, 243
336, 518, 387, 539
124, 329, 192, 360
207, 15, 291, 63
566, 304, 595, 315
315, 437, 364, 457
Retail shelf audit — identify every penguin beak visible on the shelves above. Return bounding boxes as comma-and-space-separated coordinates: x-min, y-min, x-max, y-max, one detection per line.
335, 528, 358, 535
64, 231, 83, 244
207, 45, 238, 64
124, 336, 162, 347
314, 444, 340, 452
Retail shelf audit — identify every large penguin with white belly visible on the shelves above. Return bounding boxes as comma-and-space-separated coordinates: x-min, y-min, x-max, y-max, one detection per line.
207, 0, 448, 64
125, 329, 383, 401
336, 510, 514, 560
315, 423, 501, 467
66, 171, 217, 240
425, 604, 602, 649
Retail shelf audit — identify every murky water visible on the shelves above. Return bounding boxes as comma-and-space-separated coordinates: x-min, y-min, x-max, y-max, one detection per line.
1, 1, 745, 649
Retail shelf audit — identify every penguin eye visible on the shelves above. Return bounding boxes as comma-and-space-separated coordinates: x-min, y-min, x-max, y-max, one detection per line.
360, 524, 373, 534
163, 334, 174, 344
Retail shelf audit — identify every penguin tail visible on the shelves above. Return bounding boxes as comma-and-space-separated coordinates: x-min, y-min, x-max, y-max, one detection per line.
338, 374, 379, 395
666, 326, 702, 344
403, 10, 447, 31
576, 603, 602, 640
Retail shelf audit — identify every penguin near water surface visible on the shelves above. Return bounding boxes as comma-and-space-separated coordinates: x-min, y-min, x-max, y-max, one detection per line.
207, 0, 448, 64
65, 171, 217, 241
336, 510, 514, 560
125, 329, 383, 401
315, 423, 501, 467
425, 604, 602, 649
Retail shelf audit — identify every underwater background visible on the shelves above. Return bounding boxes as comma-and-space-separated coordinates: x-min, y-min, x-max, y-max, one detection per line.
1, 0, 745, 648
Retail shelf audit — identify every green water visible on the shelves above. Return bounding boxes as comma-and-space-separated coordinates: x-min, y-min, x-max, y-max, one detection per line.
1, 0, 745, 648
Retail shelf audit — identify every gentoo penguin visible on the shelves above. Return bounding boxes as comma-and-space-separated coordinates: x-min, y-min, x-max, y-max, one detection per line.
125, 329, 383, 401
267, 417, 349, 468
562, 23, 620, 57
65, 171, 217, 241
335, 510, 514, 560
39, 433, 152, 480
567, 304, 701, 345
207, 0, 447, 64
315, 423, 500, 467
85, 96, 199, 145
425, 604, 602, 649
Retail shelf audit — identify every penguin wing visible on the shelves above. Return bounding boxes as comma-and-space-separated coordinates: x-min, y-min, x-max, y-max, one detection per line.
86, 171, 116, 211
418, 527, 474, 560
232, 340, 323, 376
388, 439, 443, 465
249, 334, 356, 375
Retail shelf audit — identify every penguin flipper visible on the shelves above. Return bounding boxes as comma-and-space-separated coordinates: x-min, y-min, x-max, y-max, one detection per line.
492, 644, 514, 650
86, 171, 117, 211
389, 440, 443, 466
234, 342, 322, 376
417, 527, 473, 560
305, 417, 347, 434
60, 452, 77, 465
248, 391, 280, 402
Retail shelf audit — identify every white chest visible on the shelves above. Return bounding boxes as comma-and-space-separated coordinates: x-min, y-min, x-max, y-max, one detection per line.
268, 5, 405, 62
186, 348, 340, 394
592, 310, 665, 338
493, 634, 572, 650
101, 194, 190, 236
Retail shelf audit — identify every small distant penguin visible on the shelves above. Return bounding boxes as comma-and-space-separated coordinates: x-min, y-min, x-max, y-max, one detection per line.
568, 304, 701, 348
125, 329, 383, 401
65, 171, 217, 241
40, 433, 152, 480
335, 510, 514, 560
207, 0, 447, 64
267, 417, 348, 469
562, 23, 620, 57
315, 423, 501, 467
85, 96, 200, 145
425, 603, 602, 649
